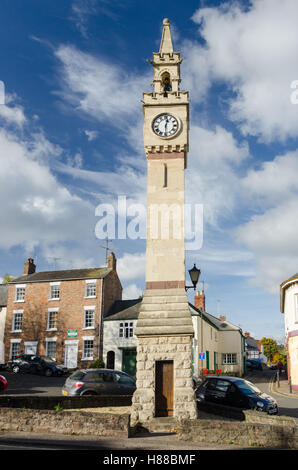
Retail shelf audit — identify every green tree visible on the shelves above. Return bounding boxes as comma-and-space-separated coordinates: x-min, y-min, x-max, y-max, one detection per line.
2, 273, 14, 284
260, 337, 278, 363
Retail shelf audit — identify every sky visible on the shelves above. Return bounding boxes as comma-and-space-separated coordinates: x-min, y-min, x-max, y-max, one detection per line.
1, 0, 298, 343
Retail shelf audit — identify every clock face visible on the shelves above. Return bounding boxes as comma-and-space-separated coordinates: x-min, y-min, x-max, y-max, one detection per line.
152, 114, 179, 138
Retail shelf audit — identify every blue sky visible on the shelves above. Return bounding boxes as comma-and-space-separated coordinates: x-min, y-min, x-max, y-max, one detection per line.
1, 0, 298, 343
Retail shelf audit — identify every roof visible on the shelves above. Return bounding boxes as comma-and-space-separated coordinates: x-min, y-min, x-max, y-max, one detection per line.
245, 336, 260, 351
205, 375, 243, 382
104, 299, 142, 321
0, 284, 8, 307
10, 267, 112, 284
280, 273, 298, 313
189, 303, 242, 333
104, 298, 242, 335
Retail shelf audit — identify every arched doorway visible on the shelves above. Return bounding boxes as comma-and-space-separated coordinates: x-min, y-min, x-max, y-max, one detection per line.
106, 350, 115, 369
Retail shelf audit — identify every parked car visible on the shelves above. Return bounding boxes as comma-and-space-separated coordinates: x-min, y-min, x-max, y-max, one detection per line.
62, 369, 136, 396
0, 363, 8, 371
0, 375, 7, 392
246, 359, 263, 370
196, 375, 278, 415
10, 354, 67, 377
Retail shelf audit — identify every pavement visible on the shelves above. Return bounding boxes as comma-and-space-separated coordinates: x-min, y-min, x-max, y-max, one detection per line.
269, 372, 298, 400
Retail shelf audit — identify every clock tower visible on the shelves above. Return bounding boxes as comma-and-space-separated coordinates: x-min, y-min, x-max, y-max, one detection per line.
131, 19, 197, 423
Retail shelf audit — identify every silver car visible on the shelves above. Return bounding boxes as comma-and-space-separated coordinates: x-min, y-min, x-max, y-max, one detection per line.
62, 368, 136, 396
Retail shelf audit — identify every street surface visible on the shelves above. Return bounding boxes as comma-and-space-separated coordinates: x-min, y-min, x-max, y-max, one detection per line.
245, 369, 298, 419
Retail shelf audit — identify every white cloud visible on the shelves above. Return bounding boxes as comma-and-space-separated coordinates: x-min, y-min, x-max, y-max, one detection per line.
84, 129, 99, 141
0, 127, 94, 251
122, 283, 143, 300
0, 95, 26, 128
186, 0, 298, 142
54, 44, 150, 135
117, 252, 146, 281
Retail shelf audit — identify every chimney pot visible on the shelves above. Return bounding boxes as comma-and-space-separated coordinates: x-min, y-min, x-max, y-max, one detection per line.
244, 332, 250, 337
219, 315, 226, 322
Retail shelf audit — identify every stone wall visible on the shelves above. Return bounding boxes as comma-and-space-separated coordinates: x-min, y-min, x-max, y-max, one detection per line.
178, 414, 298, 449
0, 394, 132, 410
0, 408, 130, 438
131, 335, 197, 422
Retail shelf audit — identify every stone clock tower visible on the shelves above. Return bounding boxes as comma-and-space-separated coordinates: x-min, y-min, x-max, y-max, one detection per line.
131, 19, 197, 423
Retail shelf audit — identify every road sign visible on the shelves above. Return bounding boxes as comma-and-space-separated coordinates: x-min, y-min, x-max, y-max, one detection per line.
199, 353, 205, 360
68, 329, 78, 338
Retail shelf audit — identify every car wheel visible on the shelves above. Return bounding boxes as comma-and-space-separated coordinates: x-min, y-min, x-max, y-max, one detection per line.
12, 365, 20, 373
44, 368, 53, 377
82, 391, 96, 396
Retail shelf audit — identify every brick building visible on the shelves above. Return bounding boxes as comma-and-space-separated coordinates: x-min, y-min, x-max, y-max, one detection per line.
4, 252, 122, 369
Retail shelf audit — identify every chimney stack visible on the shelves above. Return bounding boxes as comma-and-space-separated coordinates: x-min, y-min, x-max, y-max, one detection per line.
194, 290, 205, 311
24, 258, 36, 275
107, 252, 117, 271
219, 315, 226, 322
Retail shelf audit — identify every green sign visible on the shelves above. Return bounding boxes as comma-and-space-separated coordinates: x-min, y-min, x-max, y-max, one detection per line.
68, 329, 78, 338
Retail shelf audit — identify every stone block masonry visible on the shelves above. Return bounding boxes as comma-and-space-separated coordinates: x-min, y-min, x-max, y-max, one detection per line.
0, 408, 130, 438
131, 334, 197, 423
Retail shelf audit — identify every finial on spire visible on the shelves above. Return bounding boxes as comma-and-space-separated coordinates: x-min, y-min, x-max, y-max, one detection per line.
159, 18, 173, 53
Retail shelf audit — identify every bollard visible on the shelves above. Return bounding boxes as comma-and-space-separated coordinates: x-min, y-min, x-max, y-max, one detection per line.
277, 370, 280, 388
289, 376, 292, 394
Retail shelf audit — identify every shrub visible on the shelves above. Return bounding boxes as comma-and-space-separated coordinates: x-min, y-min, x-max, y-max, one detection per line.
88, 358, 105, 369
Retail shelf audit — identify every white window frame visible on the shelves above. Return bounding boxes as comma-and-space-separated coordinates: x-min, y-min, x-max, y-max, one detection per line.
295, 295, 298, 323
119, 321, 134, 339
85, 280, 97, 298
47, 308, 59, 331
83, 306, 95, 330
15, 284, 26, 303
46, 337, 57, 360
12, 310, 23, 333
222, 353, 237, 365
82, 336, 94, 360
49, 282, 60, 300
10, 339, 21, 360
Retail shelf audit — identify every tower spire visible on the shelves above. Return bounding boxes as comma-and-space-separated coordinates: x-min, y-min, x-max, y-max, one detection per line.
159, 18, 173, 54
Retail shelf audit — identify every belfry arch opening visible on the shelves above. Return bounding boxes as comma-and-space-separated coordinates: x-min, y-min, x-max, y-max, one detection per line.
161, 72, 172, 97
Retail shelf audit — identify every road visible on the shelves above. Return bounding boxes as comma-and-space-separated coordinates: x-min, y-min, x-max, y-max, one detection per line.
245, 369, 298, 419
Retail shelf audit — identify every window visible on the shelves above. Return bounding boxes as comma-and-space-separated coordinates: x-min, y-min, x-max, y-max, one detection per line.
50, 283, 60, 300
119, 322, 134, 338
222, 353, 237, 365
114, 373, 135, 385
15, 285, 25, 302
12, 311, 23, 332
84, 308, 95, 329
215, 380, 230, 393
46, 340, 56, 360
10, 341, 21, 360
85, 280, 96, 298
83, 339, 94, 360
295, 295, 298, 322
47, 310, 58, 330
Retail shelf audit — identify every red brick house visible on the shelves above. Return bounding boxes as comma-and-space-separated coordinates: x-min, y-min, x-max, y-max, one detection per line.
4, 252, 122, 369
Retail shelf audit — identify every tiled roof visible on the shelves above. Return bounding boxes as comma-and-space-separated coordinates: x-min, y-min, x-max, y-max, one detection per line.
10, 267, 111, 284
104, 299, 142, 320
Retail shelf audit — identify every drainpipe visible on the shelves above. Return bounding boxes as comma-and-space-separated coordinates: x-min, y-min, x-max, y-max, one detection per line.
98, 278, 104, 360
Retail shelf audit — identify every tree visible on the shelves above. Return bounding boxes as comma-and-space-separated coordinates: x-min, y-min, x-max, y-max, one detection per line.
2, 274, 14, 284
260, 337, 278, 363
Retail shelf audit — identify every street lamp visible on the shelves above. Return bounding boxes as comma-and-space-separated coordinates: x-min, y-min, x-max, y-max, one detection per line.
185, 264, 201, 291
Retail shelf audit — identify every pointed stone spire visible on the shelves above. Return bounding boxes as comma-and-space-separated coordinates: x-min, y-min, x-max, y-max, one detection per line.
159, 18, 173, 53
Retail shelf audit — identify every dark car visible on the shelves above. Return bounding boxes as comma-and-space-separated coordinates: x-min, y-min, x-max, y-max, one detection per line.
62, 369, 136, 396
0, 375, 7, 392
246, 359, 263, 370
196, 375, 278, 415
10, 354, 66, 377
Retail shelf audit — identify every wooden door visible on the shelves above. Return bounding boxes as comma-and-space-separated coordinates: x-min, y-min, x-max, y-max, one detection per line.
122, 349, 137, 377
155, 360, 174, 417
